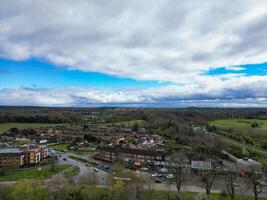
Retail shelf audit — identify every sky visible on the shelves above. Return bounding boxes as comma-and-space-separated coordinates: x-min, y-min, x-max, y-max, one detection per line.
0, 0, 267, 107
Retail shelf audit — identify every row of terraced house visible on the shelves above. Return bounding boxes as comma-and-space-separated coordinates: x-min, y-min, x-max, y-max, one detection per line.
0, 144, 48, 167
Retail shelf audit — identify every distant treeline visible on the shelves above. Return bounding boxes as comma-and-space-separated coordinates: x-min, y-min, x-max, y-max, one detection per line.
0, 114, 70, 124
0, 107, 267, 125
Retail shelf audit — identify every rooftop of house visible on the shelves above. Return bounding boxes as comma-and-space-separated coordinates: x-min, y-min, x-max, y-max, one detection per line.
99, 146, 165, 157
237, 158, 262, 166
19, 144, 47, 152
0, 148, 23, 157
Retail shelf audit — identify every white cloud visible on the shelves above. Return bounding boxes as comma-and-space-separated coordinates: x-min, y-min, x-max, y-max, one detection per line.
1, 0, 267, 107
1, 0, 267, 83
0, 75, 267, 107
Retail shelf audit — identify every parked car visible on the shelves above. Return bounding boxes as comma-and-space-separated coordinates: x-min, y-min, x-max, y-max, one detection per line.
151, 173, 158, 177
93, 168, 99, 172
154, 179, 162, 183
141, 167, 149, 171
166, 174, 174, 179
158, 174, 165, 178
100, 164, 110, 170
104, 165, 110, 170
159, 168, 168, 173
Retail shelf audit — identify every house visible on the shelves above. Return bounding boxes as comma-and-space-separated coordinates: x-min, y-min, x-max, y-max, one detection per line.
93, 146, 118, 163
94, 146, 166, 165
119, 148, 165, 164
0, 149, 24, 167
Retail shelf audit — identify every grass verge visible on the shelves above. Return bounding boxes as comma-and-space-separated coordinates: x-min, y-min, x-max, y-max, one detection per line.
0, 164, 71, 182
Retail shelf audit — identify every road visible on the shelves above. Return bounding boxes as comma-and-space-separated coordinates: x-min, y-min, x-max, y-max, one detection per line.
1, 149, 266, 198
57, 152, 109, 184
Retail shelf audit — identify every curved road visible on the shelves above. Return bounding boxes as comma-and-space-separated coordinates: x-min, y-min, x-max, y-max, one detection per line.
57, 153, 109, 184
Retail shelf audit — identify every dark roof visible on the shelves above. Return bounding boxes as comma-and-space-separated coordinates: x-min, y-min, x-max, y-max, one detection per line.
99, 146, 165, 157
99, 146, 118, 153
119, 148, 164, 157
0, 149, 23, 157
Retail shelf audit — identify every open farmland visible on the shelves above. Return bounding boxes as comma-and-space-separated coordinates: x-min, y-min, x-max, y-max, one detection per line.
0, 123, 62, 133
210, 119, 267, 150
210, 119, 267, 130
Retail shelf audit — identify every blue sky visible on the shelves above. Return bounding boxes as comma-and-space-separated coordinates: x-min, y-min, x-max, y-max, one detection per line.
206, 63, 267, 76
1, 58, 266, 90
0, 58, 166, 89
0, 0, 267, 107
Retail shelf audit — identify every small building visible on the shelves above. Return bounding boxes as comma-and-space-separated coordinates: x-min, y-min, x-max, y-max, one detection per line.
0, 149, 24, 167
191, 160, 213, 170
222, 150, 263, 175
236, 158, 262, 175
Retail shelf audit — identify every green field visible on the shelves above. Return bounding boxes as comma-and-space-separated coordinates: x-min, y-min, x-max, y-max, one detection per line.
210, 119, 267, 151
210, 119, 267, 130
0, 123, 62, 133
110, 119, 145, 126
0, 164, 71, 181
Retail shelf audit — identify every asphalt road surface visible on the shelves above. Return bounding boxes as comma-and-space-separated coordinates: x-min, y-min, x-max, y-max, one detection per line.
57, 153, 109, 185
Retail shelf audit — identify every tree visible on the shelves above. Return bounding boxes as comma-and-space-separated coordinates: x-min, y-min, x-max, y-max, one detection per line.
251, 122, 259, 128
247, 169, 264, 200
11, 180, 45, 200
133, 122, 139, 132
111, 179, 128, 200
168, 153, 186, 193
224, 170, 238, 200
65, 187, 83, 200
201, 170, 216, 195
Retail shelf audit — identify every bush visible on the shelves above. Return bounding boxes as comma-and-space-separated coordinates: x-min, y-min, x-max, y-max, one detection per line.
261, 141, 267, 149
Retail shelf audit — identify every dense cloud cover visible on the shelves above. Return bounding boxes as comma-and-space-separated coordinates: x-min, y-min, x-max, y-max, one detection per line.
0, 0, 267, 107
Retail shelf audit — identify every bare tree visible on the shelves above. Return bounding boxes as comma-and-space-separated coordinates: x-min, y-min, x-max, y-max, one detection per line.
224, 170, 238, 200
248, 169, 264, 200
201, 169, 216, 195
169, 152, 186, 193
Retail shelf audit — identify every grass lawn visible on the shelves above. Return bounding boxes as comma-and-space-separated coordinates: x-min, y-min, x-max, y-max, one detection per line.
0, 123, 62, 133
63, 166, 80, 177
0, 164, 71, 182
50, 144, 68, 151
142, 190, 267, 200
50, 144, 90, 155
